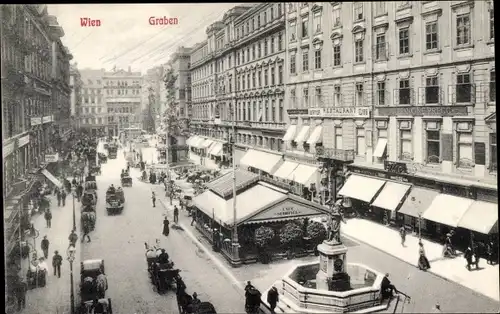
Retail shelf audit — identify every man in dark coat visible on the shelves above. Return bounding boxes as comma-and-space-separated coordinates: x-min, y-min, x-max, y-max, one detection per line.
464, 247, 473, 271
57, 189, 62, 206
267, 286, 279, 313
162, 217, 170, 237
152, 192, 156, 207
52, 250, 63, 278
41, 236, 50, 259
381, 273, 398, 300
14, 280, 28, 310
44, 209, 52, 228
61, 189, 67, 206
173, 206, 179, 223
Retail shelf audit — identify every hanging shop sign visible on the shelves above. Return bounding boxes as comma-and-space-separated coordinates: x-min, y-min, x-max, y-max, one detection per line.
287, 109, 309, 115
31, 117, 42, 126
18, 135, 30, 148
42, 115, 53, 123
377, 105, 468, 117
45, 153, 59, 163
308, 107, 371, 118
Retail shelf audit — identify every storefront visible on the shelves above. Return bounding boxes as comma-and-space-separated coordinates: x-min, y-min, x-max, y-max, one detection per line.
192, 169, 330, 267
187, 135, 205, 165
344, 165, 499, 248
239, 148, 283, 176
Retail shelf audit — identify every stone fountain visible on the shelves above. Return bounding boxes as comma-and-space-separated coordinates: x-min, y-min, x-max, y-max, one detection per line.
265, 207, 389, 313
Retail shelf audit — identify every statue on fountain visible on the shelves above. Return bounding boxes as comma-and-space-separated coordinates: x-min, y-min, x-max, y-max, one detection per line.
326, 203, 346, 245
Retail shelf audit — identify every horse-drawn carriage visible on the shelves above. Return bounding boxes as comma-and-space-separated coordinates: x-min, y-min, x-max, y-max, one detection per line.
105, 187, 124, 215
145, 243, 181, 294
121, 171, 133, 187
80, 259, 110, 313
98, 153, 107, 164
81, 201, 97, 231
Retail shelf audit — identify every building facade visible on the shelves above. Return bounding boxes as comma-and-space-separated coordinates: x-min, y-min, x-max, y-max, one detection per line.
1, 4, 72, 266
189, 4, 287, 170
142, 66, 163, 131
79, 68, 106, 136
283, 1, 496, 244
104, 67, 143, 137
69, 63, 83, 128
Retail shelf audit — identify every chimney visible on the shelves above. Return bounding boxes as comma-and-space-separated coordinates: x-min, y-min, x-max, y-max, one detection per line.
128, 66, 131, 73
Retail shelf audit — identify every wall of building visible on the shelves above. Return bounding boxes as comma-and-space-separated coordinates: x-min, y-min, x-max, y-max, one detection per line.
79, 68, 106, 135
284, 1, 496, 184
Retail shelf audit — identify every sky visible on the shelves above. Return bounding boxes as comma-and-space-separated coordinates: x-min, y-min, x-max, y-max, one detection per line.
47, 3, 243, 73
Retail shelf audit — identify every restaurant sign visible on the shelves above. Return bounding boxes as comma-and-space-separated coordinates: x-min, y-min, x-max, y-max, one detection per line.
45, 153, 59, 163
246, 200, 323, 223
31, 117, 42, 126
377, 105, 468, 117
287, 108, 309, 115
308, 106, 371, 118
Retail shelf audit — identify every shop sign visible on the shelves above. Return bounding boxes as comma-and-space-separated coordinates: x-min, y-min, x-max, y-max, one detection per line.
377, 105, 468, 117
45, 153, 59, 163
31, 117, 42, 126
3, 141, 15, 158
42, 115, 53, 123
384, 161, 409, 175
248, 200, 321, 222
309, 106, 371, 118
287, 109, 309, 115
18, 135, 30, 148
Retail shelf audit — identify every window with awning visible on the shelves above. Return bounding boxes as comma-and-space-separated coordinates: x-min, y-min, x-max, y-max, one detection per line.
273, 161, 299, 180
458, 201, 498, 234
373, 138, 388, 158
306, 125, 323, 146
41, 169, 63, 189
240, 149, 283, 174
209, 142, 224, 156
294, 125, 310, 143
283, 125, 298, 141
338, 174, 386, 203
398, 187, 439, 218
422, 194, 474, 227
287, 164, 319, 185
371, 181, 411, 211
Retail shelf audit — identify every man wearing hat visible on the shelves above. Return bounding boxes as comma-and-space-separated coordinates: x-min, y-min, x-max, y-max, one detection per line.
41, 236, 50, 259
52, 250, 63, 278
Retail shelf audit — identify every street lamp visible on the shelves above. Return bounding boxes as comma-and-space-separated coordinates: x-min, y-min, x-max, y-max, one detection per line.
67, 245, 76, 314
71, 187, 77, 232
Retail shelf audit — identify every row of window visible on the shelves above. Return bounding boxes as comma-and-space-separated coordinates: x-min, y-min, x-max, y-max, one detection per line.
289, 70, 496, 108
236, 4, 284, 40
105, 89, 140, 96
82, 88, 102, 95
237, 65, 284, 91
82, 96, 103, 105
235, 33, 284, 67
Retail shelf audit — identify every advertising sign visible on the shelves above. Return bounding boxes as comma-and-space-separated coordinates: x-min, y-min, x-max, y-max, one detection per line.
31, 117, 42, 126
18, 135, 30, 148
45, 153, 59, 163
287, 108, 309, 115
42, 115, 53, 123
308, 106, 371, 118
377, 105, 468, 117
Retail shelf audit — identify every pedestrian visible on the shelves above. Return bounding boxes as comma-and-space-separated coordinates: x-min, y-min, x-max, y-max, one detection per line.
399, 225, 406, 247
44, 209, 52, 228
431, 303, 442, 313
13, 280, 28, 310
472, 242, 480, 269
486, 240, 495, 265
417, 241, 431, 271
69, 230, 78, 248
57, 189, 62, 207
162, 216, 170, 237
464, 246, 473, 271
174, 205, 179, 223
61, 188, 67, 206
41, 235, 50, 259
267, 286, 279, 313
191, 209, 197, 226
52, 250, 62, 278
72, 177, 77, 187
191, 292, 201, 311
82, 222, 91, 243
152, 191, 156, 207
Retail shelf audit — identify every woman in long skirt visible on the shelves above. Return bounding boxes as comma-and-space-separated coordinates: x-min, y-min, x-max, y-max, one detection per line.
162, 217, 170, 237
418, 241, 431, 270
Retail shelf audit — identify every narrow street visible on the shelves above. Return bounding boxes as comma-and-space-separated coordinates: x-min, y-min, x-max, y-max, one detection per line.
80, 144, 243, 314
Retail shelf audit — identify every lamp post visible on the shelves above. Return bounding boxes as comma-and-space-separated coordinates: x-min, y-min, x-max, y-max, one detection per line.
230, 106, 239, 263
67, 245, 76, 314
71, 187, 76, 232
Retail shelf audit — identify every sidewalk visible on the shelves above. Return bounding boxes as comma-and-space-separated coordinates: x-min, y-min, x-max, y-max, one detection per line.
21, 189, 82, 314
342, 218, 499, 301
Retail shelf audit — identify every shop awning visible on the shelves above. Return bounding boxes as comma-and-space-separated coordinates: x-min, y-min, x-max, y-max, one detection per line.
240, 149, 283, 174
273, 161, 299, 180
373, 138, 388, 158
192, 137, 206, 149
306, 125, 323, 146
422, 194, 474, 227
283, 125, 297, 141
209, 142, 223, 156
338, 174, 386, 203
458, 201, 499, 234
398, 187, 439, 218
294, 126, 310, 143
186, 136, 197, 146
288, 164, 319, 185
371, 181, 411, 211
201, 139, 215, 149
41, 169, 63, 189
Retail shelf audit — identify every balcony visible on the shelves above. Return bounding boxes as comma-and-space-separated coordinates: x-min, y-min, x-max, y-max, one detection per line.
315, 147, 355, 162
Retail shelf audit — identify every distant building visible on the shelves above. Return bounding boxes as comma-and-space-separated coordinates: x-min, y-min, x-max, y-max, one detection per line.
69, 63, 83, 129
79, 68, 106, 136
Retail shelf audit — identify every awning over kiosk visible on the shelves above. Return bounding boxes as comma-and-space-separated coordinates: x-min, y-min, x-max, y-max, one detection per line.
398, 187, 439, 218
209, 142, 224, 156
373, 139, 388, 158
41, 169, 63, 189
192, 137, 206, 149
422, 194, 474, 227
371, 182, 411, 211
288, 164, 319, 185
306, 125, 323, 146
273, 161, 299, 180
186, 136, 195, 146
458, 201, 499, 234
283, 125, 297, 141
240, 149, 283, 174
294, 126, 310, 143
338, 174, 386, 203
201, 139, 215, 149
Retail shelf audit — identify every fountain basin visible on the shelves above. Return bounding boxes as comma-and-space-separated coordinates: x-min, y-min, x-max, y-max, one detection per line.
271, 261, 387, 313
